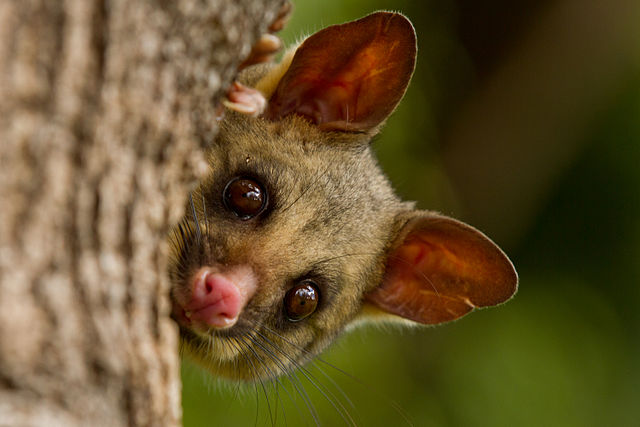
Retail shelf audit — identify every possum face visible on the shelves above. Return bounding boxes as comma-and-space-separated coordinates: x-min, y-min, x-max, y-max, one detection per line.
168, 12, 517, 382
170, 113, 404, 380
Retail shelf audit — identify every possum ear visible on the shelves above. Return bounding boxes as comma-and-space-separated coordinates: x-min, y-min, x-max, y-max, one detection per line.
264, 12, 416, 132
363, 212, 518, 325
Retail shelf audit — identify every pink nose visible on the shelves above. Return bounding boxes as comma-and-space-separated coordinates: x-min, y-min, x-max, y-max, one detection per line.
186, 271, 244, 329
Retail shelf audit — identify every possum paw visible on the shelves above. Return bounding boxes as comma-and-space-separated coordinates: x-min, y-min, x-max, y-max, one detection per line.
223, 81, 267, 116
239, 33, 282, 70
222, 1, 292, 117
239, 1, 291, 69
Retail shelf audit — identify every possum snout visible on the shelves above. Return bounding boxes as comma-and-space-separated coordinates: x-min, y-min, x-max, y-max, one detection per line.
173, 266, 257, 332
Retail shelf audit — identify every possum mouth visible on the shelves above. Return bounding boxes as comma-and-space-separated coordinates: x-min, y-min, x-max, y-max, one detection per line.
171, 300, 256, 339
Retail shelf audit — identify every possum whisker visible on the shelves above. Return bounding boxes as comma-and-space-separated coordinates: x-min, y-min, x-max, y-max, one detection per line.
251, 326, 356, 423
232, 337, 273, 426
258, 322, 413, 426
199, 191, 216, 257
170, 220, 194, 281
199, 192, 207, 232
247, 353, 299, 427
240, 328, 323, 425
243, 319, 344, 426
274, 364, 317, 427
229, 337, 277, 426
239, 337, 277, 427
279, 159, 334, 215
201, 192, 210, 235
308, 251, 379, 268
189, 194, 202, 243
237, 341, 264, 427
177, 221, 189, 250
310, 358, 413, 427
243, 332, 321, 426
252, 337, 338, 425
184, 217, 194, 241
224, 339, 245, 408
308, 359, 356, 414
243, 341, 299, 424
250, 331, 356, 426
312, 251, 440, 299
239, 334, 305, 427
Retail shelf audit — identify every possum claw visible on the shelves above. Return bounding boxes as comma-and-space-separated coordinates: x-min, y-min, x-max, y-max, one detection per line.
219, 1, 290, 118
239, 34, 282, 70
224, 81, 267, 116
239, 1, 291, 70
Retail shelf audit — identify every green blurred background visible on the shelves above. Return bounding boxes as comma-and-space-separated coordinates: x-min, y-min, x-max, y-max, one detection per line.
183, 0, 640, 425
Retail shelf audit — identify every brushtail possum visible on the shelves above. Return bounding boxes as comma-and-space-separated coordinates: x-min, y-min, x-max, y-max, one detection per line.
169, 11, 518, 382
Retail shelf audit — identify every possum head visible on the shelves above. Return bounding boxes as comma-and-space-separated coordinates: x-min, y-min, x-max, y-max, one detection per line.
169, 12, 517, 382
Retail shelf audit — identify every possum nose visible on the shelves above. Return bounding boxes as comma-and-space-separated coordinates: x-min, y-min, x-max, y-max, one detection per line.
187, 268, 256, 329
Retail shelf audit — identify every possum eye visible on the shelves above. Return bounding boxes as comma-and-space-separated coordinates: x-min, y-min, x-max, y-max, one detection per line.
223, 177, 267, 219
284, 281, 319, 322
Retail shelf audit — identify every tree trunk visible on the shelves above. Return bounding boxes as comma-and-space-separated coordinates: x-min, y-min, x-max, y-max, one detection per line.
0, 0, 284, 425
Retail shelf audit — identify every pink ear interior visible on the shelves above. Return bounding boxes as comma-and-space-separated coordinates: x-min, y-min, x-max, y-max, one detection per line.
264, 12, 416, 132
365, 215, 518, 325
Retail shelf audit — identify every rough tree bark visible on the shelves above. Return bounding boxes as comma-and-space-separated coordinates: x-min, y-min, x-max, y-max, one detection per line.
0, 0, 285, 425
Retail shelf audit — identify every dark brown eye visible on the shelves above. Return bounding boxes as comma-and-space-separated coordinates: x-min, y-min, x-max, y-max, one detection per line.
284, 281, 319, 322
223, 177, 267, 219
